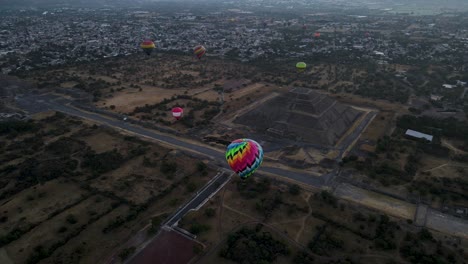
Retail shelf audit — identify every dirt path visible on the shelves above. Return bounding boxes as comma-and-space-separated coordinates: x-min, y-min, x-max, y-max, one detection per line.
423, 163, 449, 172
442, 139, 467, 155
423, 162, 468, 173
0, 249, 13, 264
295, 193, 312, 242
217, 187, 227, 239
222, 204, 258, 221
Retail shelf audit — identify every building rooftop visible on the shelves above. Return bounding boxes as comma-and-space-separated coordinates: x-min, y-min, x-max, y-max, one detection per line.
405, 129, 433, 142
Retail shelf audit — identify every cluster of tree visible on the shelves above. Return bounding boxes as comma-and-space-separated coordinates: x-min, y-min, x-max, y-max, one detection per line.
160, 160, 177, 176
317, 190, 338, 208
408, 177, 468, 203
147, 214, 168, 235
82, 149, 124, 175
132, 94, 220, 127
400, 229, 460, 264
6, 135, 44, 155
255, 192, 283, 219
308, 225, 344, 256
118, 247, 136, 261
373, 215, 398, 250
45, 137, 86, 156
344, 132, 453, 186
353, 72, 411, 103
219, 226, 290, 263
397, 115, 468, 143
0, 120, 40, 137
236, 177, 271, 199
189, 221, 211, 235
292, 251, 315, 264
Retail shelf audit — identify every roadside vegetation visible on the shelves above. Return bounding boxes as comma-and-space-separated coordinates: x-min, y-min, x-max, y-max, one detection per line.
0, 112, 214, 264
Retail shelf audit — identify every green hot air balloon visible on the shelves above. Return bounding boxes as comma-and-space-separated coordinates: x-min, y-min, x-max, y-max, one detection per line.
296, 62, 307, 73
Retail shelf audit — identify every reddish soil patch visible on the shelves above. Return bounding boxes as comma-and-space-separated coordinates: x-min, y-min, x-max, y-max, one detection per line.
128, 230, 196, 264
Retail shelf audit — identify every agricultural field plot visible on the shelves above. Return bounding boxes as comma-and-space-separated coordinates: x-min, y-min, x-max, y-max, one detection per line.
179, 177, 467, 264
100, 88, 182, 114
0, 112, 216, 264
4, 195, 114, 264
0, 179, 87, 237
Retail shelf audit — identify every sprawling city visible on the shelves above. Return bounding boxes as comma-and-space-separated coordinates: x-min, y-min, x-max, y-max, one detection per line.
0, 0, 467, 263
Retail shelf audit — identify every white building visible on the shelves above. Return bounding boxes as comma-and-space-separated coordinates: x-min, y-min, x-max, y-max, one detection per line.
405, 129, 433, 142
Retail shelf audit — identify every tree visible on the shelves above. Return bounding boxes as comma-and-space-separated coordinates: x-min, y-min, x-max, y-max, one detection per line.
118, 247, 136, 261
66, 214, 77, 224
289, 184, 301, 196
197, 161, 207, 172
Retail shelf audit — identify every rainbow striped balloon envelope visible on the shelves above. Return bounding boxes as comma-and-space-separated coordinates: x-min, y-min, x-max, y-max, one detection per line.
225, 139, 264, 179
193, 45, 206, 60
140, 40, 155, 55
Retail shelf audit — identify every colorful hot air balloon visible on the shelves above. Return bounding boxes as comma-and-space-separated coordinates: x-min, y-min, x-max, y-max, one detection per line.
314, 32, 321, 38
225, 139, 264, 179
141, 40, 155, 56
296, 62, 307, 72
193, 45, 206, 60
172, 107, 183, 120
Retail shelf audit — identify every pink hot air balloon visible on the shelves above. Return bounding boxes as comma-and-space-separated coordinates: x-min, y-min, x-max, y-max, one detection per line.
172, 107, 183, 120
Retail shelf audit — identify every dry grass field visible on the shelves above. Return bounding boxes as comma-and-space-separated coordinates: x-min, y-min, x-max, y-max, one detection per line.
0, 112, 215, 264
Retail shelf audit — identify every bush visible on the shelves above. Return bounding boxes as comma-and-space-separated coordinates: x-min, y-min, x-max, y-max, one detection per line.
289, 184, 301, 196
66, 214, 77, 224
186, 182, 197, 192
197, 161, 207, 172
219, 227, 290, 263
83, 150, 124, 174
189, 222, 211, 235
204, 208, 216, 218
118, 247, 136, 261
160, 161, 177, 175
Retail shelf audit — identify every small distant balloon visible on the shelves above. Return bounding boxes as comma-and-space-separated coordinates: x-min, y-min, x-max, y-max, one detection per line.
314, 32, 321, 38
172, 107, 184, 120
225, 139, 264, 179
296, 62, 307, 72
193, 45, 206, 60
140, 40, 155, 56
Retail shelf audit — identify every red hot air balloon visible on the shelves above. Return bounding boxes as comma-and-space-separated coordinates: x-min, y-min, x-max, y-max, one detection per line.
172, 107, 183, 120
314, 32, 321, 38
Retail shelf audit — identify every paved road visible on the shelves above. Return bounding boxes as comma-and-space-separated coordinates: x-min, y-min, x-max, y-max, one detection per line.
461, 87, 468, 99
337, 110, 377, 159
15, 93, 328, 187
123, 171, 231, 264
165, 170, 231, 227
